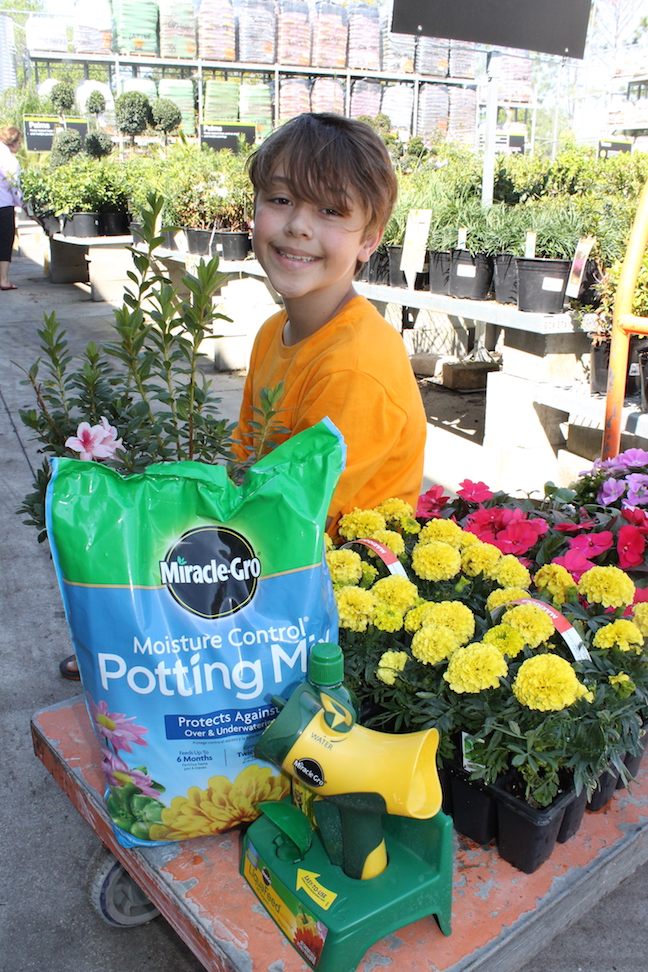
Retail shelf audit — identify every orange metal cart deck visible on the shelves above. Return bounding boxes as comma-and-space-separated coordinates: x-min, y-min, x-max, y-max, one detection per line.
31, 695, 648, 972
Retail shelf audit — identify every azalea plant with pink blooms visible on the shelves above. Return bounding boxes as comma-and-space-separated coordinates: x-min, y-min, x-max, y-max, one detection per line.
16, 194, 237, 542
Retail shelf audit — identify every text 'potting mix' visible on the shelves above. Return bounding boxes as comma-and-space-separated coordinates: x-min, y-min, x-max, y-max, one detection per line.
161, 526, 261, 619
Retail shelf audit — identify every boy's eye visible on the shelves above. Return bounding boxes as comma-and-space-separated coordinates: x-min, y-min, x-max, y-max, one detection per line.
271, 196, 291, 206
322, 207, 342, 217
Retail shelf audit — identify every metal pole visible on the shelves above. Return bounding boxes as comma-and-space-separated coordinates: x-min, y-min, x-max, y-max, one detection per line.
481, 50, 501, 209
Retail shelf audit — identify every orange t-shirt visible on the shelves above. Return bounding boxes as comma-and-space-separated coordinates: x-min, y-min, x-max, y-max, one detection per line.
233, 295, 426, 529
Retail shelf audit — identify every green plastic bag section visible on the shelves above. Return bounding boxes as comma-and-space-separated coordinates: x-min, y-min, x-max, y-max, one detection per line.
46, 419, 345, 586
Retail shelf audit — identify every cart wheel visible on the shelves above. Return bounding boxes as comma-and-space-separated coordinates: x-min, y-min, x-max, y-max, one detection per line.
86, 845, 161, 928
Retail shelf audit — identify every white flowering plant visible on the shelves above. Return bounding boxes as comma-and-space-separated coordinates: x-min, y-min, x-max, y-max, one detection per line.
329, 492, 648, 808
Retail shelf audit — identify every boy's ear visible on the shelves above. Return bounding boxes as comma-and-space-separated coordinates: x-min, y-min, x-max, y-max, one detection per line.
358, 227, 385, 263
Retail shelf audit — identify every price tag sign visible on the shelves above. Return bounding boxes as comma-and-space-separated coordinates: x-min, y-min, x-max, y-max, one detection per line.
400, 209, 432, 290
565, 236, 596, 298
525, 231, 537, 259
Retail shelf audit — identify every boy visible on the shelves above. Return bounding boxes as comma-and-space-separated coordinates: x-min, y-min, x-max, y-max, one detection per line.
233, 113, 426, 533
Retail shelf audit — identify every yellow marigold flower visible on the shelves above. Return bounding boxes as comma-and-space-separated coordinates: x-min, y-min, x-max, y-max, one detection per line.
461, 541, 502, 577
609, 672, 631, 685
335, 586, 376, 632
373, 498, 420, 534
421, 600, 475, 644
338, 508, 386, 540
372, 574, 419, 614
457, 530, 480, 549
324, 533, 334, 552
376, 649, 409, 684
326, 548, 363, 588
593, 619, 644, 653
483, 623, 526, 659
502, 602, 555, 648
632, 602, 648, 637
369, 529, 406, 558
411, 540, 461, 581
513, 655, 593, 711
150, 766, 290, 840
361, 562, 379, 586
486, 587, 530, 613
443, 641, 508, 693
534, 563, 577, 606
404, 601, 438, 633
374, 601, 404, 632
578, 565, 635, 609
411, 624, 461, 665
418, 518, 465, 548
490, 555, 531, 590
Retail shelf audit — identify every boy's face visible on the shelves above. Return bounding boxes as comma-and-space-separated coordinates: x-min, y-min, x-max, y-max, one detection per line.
252, 168, 381, 304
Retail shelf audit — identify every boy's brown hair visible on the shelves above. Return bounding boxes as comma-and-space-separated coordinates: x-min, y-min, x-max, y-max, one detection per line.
247, 112, 397, 239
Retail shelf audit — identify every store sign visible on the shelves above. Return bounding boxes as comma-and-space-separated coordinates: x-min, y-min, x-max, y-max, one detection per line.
598, 140, 632, 159
391, 0, 592, 58
201, 123, 256, 153
23, 116, 87, 152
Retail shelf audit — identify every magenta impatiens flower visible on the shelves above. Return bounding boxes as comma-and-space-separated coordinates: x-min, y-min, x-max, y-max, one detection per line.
553, 548, 596, 583
101, 748, 160, 799
457, 480, 493, 503
65, 417, 125, 461
567, 530, 614, 558
88, 697, 148, 753
417, 485, 450, 519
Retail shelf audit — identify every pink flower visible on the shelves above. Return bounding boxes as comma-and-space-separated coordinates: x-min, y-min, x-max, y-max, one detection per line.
617, 524, 646, 569
567, 530, 614, 558
101, 748, 160, 799
597, 478, 626, 507
65, 417, 125, 461
457, 480, 493, 503
554, 516, 597, 533
417, 485, 450, 519
88, 696, 148, 754
552, 548, 596, 583
622, 508, 648, 533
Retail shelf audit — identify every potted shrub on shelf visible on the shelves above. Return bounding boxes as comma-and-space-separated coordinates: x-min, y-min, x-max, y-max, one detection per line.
445, 199, 493, 300
21, 165, 59, 237
515, 198, 587, 313
48, 155, 104, 237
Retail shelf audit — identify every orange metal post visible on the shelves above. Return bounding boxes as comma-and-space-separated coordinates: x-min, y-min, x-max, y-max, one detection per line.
602, 178, 648, 459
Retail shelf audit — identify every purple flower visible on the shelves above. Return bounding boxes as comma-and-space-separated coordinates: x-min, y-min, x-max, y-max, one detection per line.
597, 478, 626, 506
606, 448, 648, 472
623, 473, 648, 508
101, 747, 160, 799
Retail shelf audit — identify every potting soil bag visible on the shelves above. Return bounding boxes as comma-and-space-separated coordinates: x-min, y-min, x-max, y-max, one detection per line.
46, 420, 344, 847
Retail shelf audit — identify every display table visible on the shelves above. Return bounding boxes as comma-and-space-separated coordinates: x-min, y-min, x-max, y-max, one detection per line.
32, 695, 648, 972
49, 234, 134, 302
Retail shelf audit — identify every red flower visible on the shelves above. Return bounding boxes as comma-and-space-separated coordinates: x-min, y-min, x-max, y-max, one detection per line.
457, 479, 493, 503
567, 530, 614, 558
617, 524, 646, 569
622, 508, 648, 533
633, 586, 648, 603
417, 485, 450, 519
494, 520, 546, 556
554, 518, 597, 533
552, 548, 596, 582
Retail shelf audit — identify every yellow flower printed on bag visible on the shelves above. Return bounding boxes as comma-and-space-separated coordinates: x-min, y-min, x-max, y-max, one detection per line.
149, 765, 290, 841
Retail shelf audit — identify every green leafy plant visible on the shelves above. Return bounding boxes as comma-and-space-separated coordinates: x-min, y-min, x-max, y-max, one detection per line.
84, 130, 113, 159
86, 89, 106, 128
50, 80, 75, 125
115, 91, 152, 144
16, 192, 237, 540
151, 97, 182, 146
50, 129, 83, 168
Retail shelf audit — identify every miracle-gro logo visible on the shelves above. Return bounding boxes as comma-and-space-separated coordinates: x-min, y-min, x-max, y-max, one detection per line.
160, 526, 261, 619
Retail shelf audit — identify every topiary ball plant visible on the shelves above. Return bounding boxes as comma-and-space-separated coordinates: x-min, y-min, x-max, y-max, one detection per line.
151, 97, 182, 144
115, 91, 152, 144
50, 129, 83, 168
85, 130, 113, 159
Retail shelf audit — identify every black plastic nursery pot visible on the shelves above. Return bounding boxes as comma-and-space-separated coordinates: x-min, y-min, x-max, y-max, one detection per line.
516, 257, 570, 313
493, 253, 518, 305
129, 221, 144, 243
367, 247, 390, 285
185, 227, 219, 257
100, 211, 129, 236
556, 787, 588, 843
591, 337, 648, 397
493, 777, 576, 873
161, 229, 179, 251
387, 245, 429, 290
428, 249, 451, 295
62, 213, 100, 238
586, 765, 621, 812
220, 230, 251, 261
448, 249, 493, 300
36, 211, 60, 237
447, 764, 498, 845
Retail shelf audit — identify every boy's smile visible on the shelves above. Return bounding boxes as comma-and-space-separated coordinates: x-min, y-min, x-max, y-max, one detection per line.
252, 170, 381, 338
